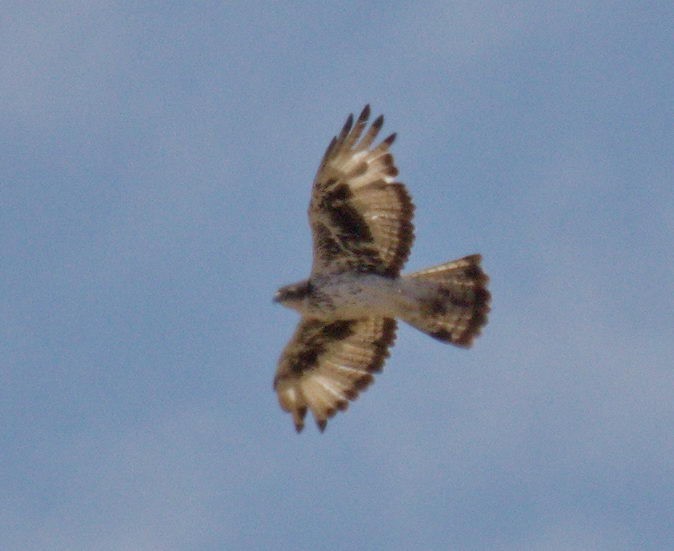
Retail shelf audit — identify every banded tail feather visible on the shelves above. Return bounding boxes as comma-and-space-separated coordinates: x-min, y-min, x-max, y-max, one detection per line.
403, 255, 490, 346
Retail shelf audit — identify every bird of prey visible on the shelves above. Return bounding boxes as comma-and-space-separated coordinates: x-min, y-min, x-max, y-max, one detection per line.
273, 105, 490, 432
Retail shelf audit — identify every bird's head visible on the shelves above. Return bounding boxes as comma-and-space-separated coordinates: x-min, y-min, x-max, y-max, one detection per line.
274, 280, 313, 311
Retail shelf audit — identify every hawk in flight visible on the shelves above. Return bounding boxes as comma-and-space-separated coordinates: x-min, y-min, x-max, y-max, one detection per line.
274, 106, 490, 432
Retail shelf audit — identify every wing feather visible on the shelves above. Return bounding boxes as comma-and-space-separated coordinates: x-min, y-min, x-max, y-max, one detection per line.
274, 317, 396, 432
309, 106, 414, 277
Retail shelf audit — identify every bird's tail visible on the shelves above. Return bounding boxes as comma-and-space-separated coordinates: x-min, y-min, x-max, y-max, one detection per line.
401, 255, 490, 347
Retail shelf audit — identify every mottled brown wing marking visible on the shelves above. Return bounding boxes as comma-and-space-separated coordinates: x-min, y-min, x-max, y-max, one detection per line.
310, 105, 415, 277
313, 222, 343, 264
285, 320, 355, 375
274, 317, 397, 432
321, 183, 374, 242
314, 181, 392, 273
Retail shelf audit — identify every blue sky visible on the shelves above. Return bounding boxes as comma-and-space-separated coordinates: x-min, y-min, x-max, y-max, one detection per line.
2, 3, 673, 550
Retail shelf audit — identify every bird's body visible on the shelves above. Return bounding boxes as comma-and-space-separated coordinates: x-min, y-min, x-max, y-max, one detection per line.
274, 106, 490, 432
277, 273, 413, 320
278, 262, 486, 329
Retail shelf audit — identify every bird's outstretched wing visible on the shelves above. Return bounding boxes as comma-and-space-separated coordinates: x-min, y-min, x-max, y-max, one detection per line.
309, 105, 414, 278
274, 317, 397, 432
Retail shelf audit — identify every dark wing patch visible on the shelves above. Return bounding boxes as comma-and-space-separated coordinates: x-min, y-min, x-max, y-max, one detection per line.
323, 183, 374, 242
274, 317, 397, 432
309, 106, 415, 277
